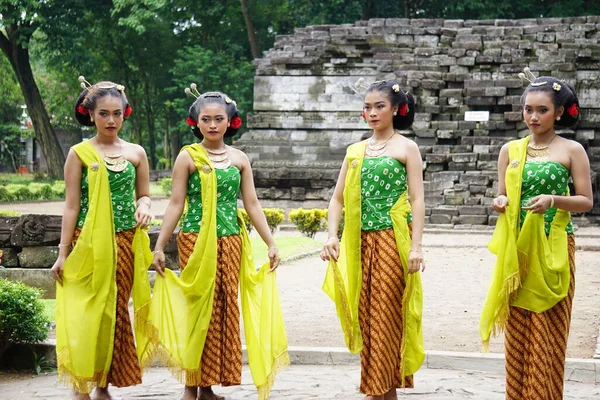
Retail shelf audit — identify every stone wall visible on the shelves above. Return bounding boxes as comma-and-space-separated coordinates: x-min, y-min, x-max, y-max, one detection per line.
0, 215, 177, 298
235, 16, 600, 225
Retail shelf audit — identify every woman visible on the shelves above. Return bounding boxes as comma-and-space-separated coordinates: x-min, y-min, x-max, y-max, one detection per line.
148, 85, 288, 400
321, 80, 426, 400
480, 68, 593, 399
51, 77, 153, 400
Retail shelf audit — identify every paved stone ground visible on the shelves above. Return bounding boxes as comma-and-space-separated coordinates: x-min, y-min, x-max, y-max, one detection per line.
1, 365, 599, 400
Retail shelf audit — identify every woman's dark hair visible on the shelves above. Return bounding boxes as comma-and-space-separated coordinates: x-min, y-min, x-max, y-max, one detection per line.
74, 81, 130, 126
520, 76, 580, 128
188, 92, 241, 139
365, 80, 415, 130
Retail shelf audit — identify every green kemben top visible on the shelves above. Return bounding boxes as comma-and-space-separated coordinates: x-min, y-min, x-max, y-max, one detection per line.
77, 161, 137, 232
182, 166, 241, 237
520, 161, 574, 235
361, 156, 412, 231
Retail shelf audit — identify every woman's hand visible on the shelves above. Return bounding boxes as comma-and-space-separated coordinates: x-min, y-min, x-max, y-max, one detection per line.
51, 257, 66, 285
522, 194, 553, 214
135, 203, 152, 229
492, 195, 509, 213
268, 246, 280, 271
320, 237, 340, 262
408, 249, 425, 274
152, 250, 166, 277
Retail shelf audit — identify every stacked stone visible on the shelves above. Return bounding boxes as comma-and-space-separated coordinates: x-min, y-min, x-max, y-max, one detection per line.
0, 215, 179, 298
239, 17, 600, 225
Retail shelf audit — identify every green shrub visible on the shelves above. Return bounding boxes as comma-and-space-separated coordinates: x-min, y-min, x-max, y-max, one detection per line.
14, 186, 36, 201
239, 209, 253, 234
0, 279, 51, 360
289, 208, 328, 239
52, 180, 66, 197
150, 219, 163, 226
160, 177, 172, 196
263, 208, 284, 233
0, 187, 15, 203
32, 171, 48, 182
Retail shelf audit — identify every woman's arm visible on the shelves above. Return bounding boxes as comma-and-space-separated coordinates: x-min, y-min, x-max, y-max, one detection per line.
238, 152, 280, 270
405, 140, 426, 273
492, 143, 510, 213
51, 150, 83, 284
320, 158, 348, 262
151, 151, 191, 276
133, 144, 152, 228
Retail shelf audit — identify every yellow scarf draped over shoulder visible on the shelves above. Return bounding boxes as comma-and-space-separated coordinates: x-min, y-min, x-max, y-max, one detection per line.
322, 141, 425, 381
145, 143, 288, 399
479, 136, 571, 349
56, 140, 153, 393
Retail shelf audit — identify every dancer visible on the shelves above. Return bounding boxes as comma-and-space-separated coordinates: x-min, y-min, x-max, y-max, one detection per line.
52, 77, 153, 400
321, 80, 426, 400
480, 68, 593, 399
149, 85, 289, 400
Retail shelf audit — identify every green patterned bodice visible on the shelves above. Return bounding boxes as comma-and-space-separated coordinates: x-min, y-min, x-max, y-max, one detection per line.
182, 166, 241, 237
361, 156, 412, 231
77, 161, 137, 232
520, 161, 573, 235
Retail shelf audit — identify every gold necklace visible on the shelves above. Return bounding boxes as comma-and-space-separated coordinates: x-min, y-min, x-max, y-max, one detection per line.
527, 134, 557, 161
365, 131, 396, 158
99, 140, 128, 172
202, 143, 231, 169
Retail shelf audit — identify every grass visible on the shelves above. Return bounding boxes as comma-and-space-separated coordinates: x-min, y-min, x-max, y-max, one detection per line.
251, 235, 323, 266
149, 182, 166, 198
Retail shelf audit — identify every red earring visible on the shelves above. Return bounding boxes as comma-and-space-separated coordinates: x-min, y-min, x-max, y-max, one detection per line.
362, 111, 367, 123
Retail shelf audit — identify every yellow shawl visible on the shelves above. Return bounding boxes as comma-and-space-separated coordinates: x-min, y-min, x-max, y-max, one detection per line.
479, 136, 571, 349
144, 143, 288, 399
56, 140, 153, 393
322, 141, 425, 382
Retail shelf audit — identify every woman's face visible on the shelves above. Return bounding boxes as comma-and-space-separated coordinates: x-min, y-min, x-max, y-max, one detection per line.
197, 103, 229, 141
363, 90, 397, 131
90, 95, 124, 137
523, 91, 563, 135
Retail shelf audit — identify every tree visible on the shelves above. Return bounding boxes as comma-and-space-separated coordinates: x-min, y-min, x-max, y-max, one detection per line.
240, 0, 261, 59
0, 1, 66, 178
0, 56, 26, 173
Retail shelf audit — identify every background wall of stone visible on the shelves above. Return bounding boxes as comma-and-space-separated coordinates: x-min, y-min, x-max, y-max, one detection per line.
235, 16, 600, 225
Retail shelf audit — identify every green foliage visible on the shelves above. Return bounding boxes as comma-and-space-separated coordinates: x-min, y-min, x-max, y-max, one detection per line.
33, 351, 56, 375
0, 279, 51, 359
263, 208, 285, 233
289, 208, 328, 239
150, 219, 163, 226
240, 209, 253, 234
160, 177, 173, 196
0, 181, 65, 202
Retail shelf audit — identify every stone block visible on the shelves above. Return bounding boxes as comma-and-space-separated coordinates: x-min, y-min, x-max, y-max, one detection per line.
470, 185, 488, 195
431, 206, 459, 216
10, 215, 62, 247
504, 111, 523, 121
0, 247, 19, 267
448, 162, 477, 171
485, 87, 506, 97
0, 216, 19, 246
466, 97, 496, 106
458, 206, 489, 216
456, 215, 488, 225
452, 153, 478, 163
429, 214, 452, 224
17, 246, 59, 268
0, 268, 56, 299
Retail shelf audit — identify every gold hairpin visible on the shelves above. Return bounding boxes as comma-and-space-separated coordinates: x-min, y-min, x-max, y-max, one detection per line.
184, 83, 201, 98
78, 76, 125, 92
518, 67, 546, 86
78, 75, 92, 90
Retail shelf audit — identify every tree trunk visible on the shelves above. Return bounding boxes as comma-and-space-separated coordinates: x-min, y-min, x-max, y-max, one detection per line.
405, 0, 409, 18
142, 75, 157, 169
170, 129, 182, 168
163, 120, 171, 169
362, 0, 375, 20
240, 0, 261, 59
0, 30, 65, 178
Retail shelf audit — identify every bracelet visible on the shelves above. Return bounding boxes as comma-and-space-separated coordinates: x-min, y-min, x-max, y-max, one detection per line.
152, 249, 164, 255
327, 236, 339, 242
137, 197, 151, 208
549, 195, 555, 208
57, 243, 70, 248
268, 246, 279, 251
409, 249, 422, 253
